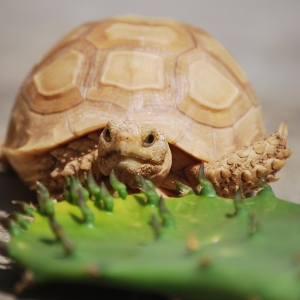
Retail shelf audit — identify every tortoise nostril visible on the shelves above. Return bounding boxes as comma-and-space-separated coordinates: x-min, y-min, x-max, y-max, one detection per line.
116, 130, 133, 143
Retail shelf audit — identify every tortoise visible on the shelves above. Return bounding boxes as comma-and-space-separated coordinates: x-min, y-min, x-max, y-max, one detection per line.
0, 15, 291, 198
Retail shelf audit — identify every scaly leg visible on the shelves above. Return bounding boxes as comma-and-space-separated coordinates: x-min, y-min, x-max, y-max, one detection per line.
185, 123, 292, 198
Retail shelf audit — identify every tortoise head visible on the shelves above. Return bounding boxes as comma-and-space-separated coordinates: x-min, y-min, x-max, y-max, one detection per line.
97, 121, 172, 188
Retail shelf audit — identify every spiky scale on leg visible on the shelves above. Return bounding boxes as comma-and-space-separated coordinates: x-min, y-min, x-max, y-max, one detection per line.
34, 133, 100, 193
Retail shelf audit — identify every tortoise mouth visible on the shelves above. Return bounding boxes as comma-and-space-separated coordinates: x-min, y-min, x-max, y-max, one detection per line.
109, 156, 163, 189
109, 155, 161, 177
103, 150, 157, 164
98, 153, 167, 188
116, 156, 145, 172
98, 152, 151, 177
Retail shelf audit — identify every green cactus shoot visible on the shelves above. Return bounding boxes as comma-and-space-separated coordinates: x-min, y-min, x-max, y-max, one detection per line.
1, 170, 300, 300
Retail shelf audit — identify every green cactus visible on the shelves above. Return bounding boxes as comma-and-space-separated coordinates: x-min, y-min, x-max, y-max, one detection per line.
1, 171, 300, 300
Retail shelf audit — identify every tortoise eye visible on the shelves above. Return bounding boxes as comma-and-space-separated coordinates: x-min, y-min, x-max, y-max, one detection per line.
103, 127, 112, 142
143, 133, 156, 147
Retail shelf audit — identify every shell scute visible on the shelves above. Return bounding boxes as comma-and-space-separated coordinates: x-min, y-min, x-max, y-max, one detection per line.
86, 20, 195, 54
23, 39, 97, 115
3, 16, 266, 184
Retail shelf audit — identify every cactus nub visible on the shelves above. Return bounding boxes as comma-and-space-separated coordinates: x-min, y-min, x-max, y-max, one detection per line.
100, 183, 114, 212
259, 171, 271, 189
135, 175, 156, 190
77, 189, 94, 227
249, 213, 260, 236
48, 215, 74, 255
63, 177, 72, 202
199, 163, 217, 197
175, 181, 195, 196
109, 170, 128, 199
9, 213, 31, 230
1, 219, 22, 236
70, 176, 89, 204
136, 176, 159, 206
159, 197, 176, 228
37, 181, 74, 255
233, 187, 244, 215
85, 170, 101, 203
12, 201, 35, 217
36, 181, 54, 216
149, 213, 161, 239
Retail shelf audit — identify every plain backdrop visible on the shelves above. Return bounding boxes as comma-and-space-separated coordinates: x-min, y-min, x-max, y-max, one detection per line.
0, 0, 299, 204
0, 1, 300, 299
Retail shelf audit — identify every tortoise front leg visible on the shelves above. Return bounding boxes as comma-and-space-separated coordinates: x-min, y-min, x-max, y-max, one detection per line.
185, 123, 292, 198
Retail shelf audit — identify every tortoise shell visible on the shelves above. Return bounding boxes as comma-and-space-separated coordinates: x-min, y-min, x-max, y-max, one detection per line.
4, 15, 265, 176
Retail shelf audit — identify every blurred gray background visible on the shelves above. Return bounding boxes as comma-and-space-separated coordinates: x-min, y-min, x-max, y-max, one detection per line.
1, 0, 299, 202
0, 0, 299, 299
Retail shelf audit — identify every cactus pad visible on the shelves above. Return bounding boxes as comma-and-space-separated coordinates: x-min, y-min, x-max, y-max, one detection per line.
2, 174, 300, 300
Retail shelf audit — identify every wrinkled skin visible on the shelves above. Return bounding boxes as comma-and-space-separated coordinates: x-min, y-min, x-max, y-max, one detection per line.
98, 121, 172, 189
